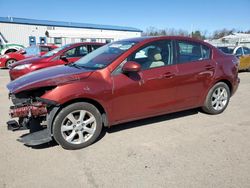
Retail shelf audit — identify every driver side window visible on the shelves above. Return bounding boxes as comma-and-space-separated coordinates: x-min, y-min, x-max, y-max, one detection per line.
65, 47, 77, 57
127, 40, 173, 70
235, 47, 243, 56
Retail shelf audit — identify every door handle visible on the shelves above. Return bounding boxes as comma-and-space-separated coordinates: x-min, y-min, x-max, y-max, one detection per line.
205, 65, 215, 71
162, 72, 175, 79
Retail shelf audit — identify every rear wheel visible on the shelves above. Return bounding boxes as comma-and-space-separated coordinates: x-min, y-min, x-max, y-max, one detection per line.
202, 82, 230, 114
6, 59, 17, 68
53, 102, 102, 150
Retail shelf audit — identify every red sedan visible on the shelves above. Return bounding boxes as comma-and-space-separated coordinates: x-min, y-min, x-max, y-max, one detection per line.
8, 42, 104, 80
0, 44, 58, 68
7, 36, 240, 149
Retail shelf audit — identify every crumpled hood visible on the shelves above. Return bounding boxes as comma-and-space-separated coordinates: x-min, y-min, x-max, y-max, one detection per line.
7, 65, 94, 94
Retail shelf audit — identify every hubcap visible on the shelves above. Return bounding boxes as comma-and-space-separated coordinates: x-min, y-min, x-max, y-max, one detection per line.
61, 110, 96, 144
211, 87, 228, 111
7, 59, 16, 68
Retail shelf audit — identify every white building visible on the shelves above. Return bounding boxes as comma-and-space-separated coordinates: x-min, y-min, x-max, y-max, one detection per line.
207, 33, 250, 48
0, 17, 142, 47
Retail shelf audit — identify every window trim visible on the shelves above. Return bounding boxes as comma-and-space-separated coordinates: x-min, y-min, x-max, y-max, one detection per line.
111, 39, 175, 76
175, 40, 211, 64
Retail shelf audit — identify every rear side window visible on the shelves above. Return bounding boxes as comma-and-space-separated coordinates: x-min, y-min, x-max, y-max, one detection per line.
78, 45, 88, 56
243, 47, 250, 55
89, 45, 102, 52
177, 41, 211, 63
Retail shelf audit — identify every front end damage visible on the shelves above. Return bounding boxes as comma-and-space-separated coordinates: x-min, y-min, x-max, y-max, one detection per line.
7, 88, 59, 146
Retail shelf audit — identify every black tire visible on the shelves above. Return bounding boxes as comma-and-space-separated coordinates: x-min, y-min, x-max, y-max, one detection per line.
202, 82, 230, 114
6, 59, 17, 68
53, 102, 102, 150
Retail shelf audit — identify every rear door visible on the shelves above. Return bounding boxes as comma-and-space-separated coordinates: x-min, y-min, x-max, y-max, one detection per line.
174, 40, 215, 109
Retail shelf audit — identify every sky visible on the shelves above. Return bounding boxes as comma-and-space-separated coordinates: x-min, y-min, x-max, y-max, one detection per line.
0, 0, 250, 34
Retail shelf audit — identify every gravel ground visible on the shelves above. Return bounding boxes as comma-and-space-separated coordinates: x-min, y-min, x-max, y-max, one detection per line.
0, 69, 249, 188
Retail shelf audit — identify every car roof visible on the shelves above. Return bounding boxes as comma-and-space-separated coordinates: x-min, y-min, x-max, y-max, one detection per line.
64, 42, 105, 47
119, 36, 214, 47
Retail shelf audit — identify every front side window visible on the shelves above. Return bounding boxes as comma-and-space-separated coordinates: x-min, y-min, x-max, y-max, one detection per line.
65, 47, 77, 57
64, 45, 89, 58
177, 41, 211, 63
235, 47, 243, 56
127, 40, 173, 70
42, 44, 71, 58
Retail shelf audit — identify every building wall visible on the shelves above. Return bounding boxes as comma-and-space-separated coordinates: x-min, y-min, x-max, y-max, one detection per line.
0, 22, 141, 47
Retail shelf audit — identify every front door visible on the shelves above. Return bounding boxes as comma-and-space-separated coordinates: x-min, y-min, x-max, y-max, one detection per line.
111, 40, 178, 123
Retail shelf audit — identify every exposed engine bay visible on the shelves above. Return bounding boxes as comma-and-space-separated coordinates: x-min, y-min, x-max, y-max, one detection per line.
7, 87, 59, 145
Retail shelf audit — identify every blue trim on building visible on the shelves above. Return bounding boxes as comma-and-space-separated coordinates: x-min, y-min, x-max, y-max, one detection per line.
0, 17, 142, 32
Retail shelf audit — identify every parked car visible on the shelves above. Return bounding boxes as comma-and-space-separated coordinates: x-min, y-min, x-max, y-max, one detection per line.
0, 32, 24, 55
0, 44, 58, 68
218, 46, 250, 71
8, 42, 104, 80
233, 46, 250, 71
7, 36, 240, 150
217, 46, 234, 54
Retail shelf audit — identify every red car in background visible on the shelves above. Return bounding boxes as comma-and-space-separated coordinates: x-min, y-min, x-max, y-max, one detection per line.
9, 42, 104, 80
7, 36, 240, 150
0, 44, 58, 68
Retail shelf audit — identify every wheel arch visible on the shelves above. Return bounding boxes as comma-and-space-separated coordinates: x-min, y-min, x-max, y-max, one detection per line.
201, 78, 233, 106
48, 97, 109, 135
4, 48, 18, 54
215, 79, 232, 96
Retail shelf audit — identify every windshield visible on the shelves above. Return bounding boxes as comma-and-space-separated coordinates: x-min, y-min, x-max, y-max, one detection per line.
24, 46, 40, 56
42, 44, 70, 57
73, 41, 137, 69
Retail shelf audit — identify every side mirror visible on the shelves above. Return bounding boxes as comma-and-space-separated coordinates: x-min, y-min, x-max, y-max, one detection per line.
60, 55, 68, 61
20, 49, 26, 54
122, 61, 141, 73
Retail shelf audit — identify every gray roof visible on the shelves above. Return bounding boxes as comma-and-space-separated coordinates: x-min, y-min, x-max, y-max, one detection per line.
0, 16, 142, 32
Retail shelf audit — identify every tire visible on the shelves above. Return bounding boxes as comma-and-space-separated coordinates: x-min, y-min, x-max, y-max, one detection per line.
52, 102, 102, 150
6, 59, 17, 68
202, 82, 230, 114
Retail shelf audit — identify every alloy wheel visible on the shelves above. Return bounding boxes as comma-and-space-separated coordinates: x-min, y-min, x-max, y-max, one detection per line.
61, 110, 96, 144
211, 87, 228, 111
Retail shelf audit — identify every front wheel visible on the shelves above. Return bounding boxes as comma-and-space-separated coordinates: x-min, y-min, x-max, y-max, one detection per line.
202, 82, 230, 114
53, 102, 103, 150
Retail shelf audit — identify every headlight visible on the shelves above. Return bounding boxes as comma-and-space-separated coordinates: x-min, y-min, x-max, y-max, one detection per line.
0, 54, 9, 58
13, 64, 30, 70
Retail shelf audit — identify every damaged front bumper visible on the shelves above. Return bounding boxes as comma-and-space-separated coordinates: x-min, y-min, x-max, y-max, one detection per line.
7, 94, 60, 146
